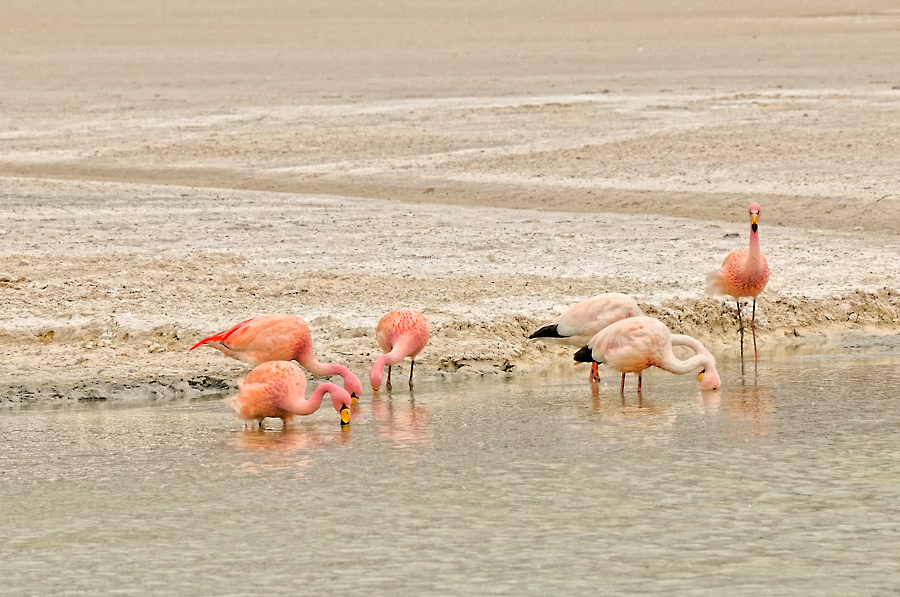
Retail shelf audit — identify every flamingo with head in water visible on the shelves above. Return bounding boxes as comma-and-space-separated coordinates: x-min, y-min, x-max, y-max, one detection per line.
573, 316, 721, 393
190, 314, 363, 400
227, 360, 352, 428
370, 309, 429, 392
529, 293, 643, 382
707, 202, 770, 360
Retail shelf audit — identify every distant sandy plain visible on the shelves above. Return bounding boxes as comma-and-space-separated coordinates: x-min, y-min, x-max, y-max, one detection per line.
1, 0, 899, 401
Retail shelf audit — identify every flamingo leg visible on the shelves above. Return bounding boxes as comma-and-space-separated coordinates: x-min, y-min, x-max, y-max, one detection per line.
620, 373, 626, 393
590, 362, 600, 383
736, 300, 745, 361
751, 298, 759, 361
408, 359, 415, 389
386, 365, 392, 391
637, 373, 642, 394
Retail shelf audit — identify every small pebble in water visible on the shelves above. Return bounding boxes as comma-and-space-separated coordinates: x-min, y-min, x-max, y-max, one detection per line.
723, 233, 740, 239
18, 260, 29, 266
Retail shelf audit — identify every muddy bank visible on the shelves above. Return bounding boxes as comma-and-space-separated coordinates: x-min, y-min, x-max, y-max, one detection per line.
2, 309, 898, 405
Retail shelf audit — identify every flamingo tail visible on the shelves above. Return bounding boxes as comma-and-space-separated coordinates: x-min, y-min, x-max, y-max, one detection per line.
705, 270, 726, 296
529, 324, 564, 340
573, 345, 598, 363
189, 318, 254, 351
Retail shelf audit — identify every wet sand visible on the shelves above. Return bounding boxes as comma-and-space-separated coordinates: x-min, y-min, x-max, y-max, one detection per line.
2, 353, 899, 595
1, 0, 900, 401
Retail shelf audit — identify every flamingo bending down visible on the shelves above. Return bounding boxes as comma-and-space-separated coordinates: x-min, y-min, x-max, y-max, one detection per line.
190, 314, 363, 400
529, 293, 643, 382
227, 361, 352, 427
706, 202, 770, 360
370, 310, 429, 392
573, 316, 721, 393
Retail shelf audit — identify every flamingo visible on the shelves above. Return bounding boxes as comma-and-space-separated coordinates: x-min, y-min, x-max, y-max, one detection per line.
227, 361, 352, 428
706, 202, 770, 360
370, 310, 429, 392
190, 314, 363, 400
573, 316, 721, 393
528, 293, 643, 382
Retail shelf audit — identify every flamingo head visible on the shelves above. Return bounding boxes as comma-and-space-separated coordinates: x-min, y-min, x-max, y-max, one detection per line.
698, 367, 721, 391
748, 202, 761, 233
369, 364, 383, 394
326, 387, 353, 426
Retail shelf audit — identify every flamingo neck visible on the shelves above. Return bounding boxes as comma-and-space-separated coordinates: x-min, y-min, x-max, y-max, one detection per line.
312, 382, 351, 413
670, 334, 721, 389
369, 350, 405, 390
298, 357, 361, 398
671, 334, 713, 359
747, 223, 763, 264
661, 352, 714, 376
662, 335, 715, 375
285, 386, 326, 416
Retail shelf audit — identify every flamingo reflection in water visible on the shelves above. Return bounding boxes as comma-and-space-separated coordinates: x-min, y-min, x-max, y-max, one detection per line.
234, 424, 352, 474
370, 390, 432, 452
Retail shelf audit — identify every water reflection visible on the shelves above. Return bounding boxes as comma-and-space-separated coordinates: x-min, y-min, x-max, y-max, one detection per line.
370, 390, 432, 451
722, 380, 773, 439
3, 353, 900, 595
225, 388, 434, 472
231, 423, 352, 474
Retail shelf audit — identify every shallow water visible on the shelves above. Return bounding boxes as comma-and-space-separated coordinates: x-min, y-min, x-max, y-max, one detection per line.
2, 353, 899, 596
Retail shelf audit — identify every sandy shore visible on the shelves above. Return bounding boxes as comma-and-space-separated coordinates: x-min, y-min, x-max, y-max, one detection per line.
1, 1, 899, 402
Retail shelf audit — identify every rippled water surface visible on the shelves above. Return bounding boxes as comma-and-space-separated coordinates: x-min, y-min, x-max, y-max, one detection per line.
2, 352, 900, 596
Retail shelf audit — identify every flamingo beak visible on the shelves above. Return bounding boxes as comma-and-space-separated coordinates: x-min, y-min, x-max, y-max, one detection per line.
750, 213, 759, 232
351, 392, 359, 404
340, 404, 351, 426
698, 369, 705, 382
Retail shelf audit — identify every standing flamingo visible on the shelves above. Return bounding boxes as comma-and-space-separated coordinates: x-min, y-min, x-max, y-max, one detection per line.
707, 202, 770, 360
573, 316, 721, 393
370, 310, 429, 392
190, 314, 363, 400
528, 293, 643, 382
227, 361, 352, 427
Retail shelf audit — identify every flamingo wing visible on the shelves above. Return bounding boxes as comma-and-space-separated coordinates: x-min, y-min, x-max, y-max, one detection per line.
190, 318, 254, 350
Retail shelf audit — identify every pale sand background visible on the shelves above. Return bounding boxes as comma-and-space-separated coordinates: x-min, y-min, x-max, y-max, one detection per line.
1, 1, 899, 401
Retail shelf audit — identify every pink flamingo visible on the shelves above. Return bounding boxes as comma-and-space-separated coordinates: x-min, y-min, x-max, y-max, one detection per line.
573, 316, 722, 393
370, 310, 429, 392
227, 360, 352, 428
529, 293, 643, 382
707, 202, 770, 360
190, 314, 363, 400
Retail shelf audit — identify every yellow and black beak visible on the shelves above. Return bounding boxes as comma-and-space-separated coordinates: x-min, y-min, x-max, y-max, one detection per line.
698, 369, 705, 382
351, 392, 359, 404
340, 404, 351, 426
750, 212, 759, 233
